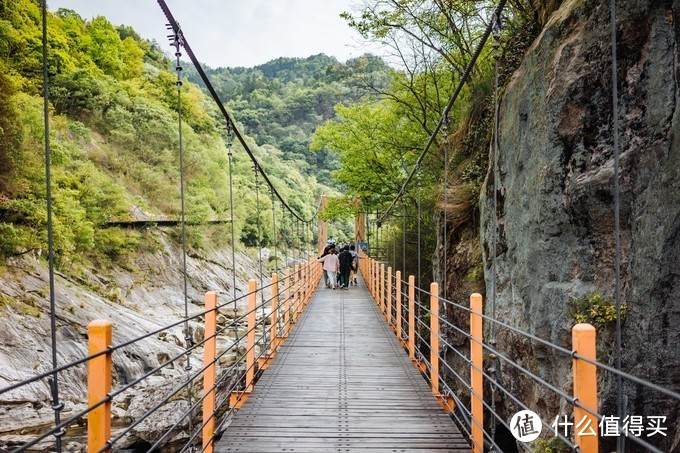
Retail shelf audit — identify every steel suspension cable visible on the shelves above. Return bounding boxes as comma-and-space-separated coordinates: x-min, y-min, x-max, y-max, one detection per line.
416, 167, 423, 352
610, 0, 624, 451
402, 200, 406, 276
156, 0, 315, 224
271, 189, 279, 273
442, 117, 448, 302
170, 28, 195, 441
225, 128, 241, 397
283, 208, 289, 270
417, 167, 422, 294
489, 9, 502, 450
392, 221, 397, 269
254, 166, 265, 302
41, 2, 64, 450
227, 129, 237, 300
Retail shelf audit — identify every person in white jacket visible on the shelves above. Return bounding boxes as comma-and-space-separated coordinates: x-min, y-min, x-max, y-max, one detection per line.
318, 249, 340, 289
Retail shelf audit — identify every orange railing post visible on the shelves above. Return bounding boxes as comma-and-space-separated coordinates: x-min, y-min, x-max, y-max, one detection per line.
373, 260, 378, 301
300, 262, 306, 306
202, 292, 217, 453
245, 279, 257, 391
470, 293, 484, 453
386, 267, 393, 324
430, 282, 439, 396
573, 323, 598, 453
294, 264, 301, 320
88, 320, 112, 453
380, 263, 385, 314
395, 271, 402, 343
230, 279, 257, 408
408, 275, 415, 362
284, 269, 291, 336
271, 273, 279, 352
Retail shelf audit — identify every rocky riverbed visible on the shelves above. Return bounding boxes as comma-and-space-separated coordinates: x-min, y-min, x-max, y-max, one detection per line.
0, 231, 295, 451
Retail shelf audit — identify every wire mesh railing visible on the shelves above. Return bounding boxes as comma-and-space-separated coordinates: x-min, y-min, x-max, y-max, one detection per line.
1, 261, 322, 453
358, 250, 677, 453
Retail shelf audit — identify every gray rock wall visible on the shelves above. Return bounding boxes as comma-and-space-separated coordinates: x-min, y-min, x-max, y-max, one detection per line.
480, 0, 679, 449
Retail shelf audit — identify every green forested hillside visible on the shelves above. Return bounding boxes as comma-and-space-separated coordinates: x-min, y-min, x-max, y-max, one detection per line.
183, 53, 391, 184
0, 1, 343, 266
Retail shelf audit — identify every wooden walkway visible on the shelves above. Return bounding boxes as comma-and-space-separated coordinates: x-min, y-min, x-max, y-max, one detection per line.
216, 278, 469, 452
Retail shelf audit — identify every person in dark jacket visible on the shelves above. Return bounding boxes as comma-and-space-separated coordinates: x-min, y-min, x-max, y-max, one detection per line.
337, 246, 353, 290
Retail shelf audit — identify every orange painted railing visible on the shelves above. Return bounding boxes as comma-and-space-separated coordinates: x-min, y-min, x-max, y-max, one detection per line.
357, 250, 601, 453
82, 259, 322, 453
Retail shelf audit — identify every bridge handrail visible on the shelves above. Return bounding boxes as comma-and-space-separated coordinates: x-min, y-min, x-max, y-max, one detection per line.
5, 261, 322, 453
361, 254, 675, 453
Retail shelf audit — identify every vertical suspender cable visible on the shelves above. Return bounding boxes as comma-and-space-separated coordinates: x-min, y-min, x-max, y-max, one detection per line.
392, 221, 397, 270
417, 167, 422, 293
41, 3, 64, 451
171, 27, 194, 437
227, 128, 237, 300
254, 166, 265, 319
386, 222, 390, 265
488, 9, 502, 450
226, 127, 240, 395
296, 220, 300, 263
442, 118, 448, 301
271, 189, 279, 273
610, 0, 624, 450
283, 208, 289, 270
402, 200, 406, 277
416, 167, 422, 351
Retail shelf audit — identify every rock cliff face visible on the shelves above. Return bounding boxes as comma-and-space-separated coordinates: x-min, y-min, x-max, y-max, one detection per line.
0, 232, 280, 450
477, 0, 679, 449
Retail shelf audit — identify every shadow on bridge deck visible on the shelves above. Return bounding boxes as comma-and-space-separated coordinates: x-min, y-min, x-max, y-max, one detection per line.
216, 278, 468, 452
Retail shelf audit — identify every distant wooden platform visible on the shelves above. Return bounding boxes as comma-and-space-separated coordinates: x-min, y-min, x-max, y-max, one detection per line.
215, 279, 469, 452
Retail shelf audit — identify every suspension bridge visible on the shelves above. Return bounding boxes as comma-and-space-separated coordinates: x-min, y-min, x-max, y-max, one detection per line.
2, 0, 678, 452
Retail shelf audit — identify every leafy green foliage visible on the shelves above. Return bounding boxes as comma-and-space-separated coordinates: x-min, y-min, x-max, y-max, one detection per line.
183, 54, 392, 183
568, 293, 626, 327
0, 3, 328, 266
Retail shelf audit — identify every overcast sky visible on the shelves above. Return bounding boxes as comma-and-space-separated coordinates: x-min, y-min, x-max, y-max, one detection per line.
48, 0, 383, 68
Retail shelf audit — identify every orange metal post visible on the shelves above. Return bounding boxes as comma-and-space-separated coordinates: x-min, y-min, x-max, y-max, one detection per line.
305, 260, 310, 303
372, 260, 377, 301
245, 279, 257, 392
202, 292, 217, 453
430, 282, 439, 395
271, 273, 280, 352
294, 264, 301, 319
386, 267, 393, 324
284, 269, 291, 336
470, 293, 484, 453
395, 271, 402, 342
87, 320, 112, 453
380, 263, 385, 313
573, 323, 598, 453
408, 275, 415, 361
230, 279, 257, 408
300, 262, 306, 306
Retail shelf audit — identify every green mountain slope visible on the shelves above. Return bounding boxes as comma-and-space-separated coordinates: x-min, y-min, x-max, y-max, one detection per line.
0, 1, 338, 266
183, 53, 391, 184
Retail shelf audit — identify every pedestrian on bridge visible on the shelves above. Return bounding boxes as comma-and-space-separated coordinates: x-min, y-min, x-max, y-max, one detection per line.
349, 244, 358, 286
338, 245, 353, 290
319, 240, 336, 288
318, 248, 339, 289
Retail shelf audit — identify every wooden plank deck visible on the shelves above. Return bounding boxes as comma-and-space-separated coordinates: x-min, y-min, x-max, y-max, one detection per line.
216, 278, 469, 452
